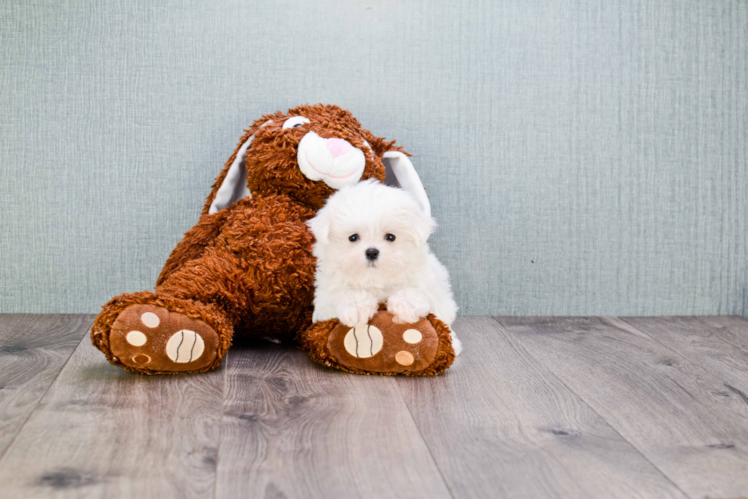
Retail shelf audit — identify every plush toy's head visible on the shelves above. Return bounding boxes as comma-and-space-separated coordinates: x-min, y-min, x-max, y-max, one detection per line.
204, 104, 431, 216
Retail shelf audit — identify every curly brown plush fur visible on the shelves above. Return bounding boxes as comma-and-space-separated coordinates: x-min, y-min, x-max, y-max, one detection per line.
91, 104, 451, 376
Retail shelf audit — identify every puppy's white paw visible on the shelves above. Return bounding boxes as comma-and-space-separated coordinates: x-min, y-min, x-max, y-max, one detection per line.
387, 288, 431, 324
337, 293, 379, 327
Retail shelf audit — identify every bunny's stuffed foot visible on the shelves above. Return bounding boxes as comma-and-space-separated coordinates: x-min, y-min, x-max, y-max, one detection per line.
91, 292, 233, 375
300, 309, 455, 376
108, 304, 221, 373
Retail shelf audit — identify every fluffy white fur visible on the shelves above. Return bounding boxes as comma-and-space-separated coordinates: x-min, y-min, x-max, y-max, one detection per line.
308, 180, 462, 355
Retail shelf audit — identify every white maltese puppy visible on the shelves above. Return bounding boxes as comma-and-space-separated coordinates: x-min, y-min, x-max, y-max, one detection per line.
308, 179, 462, 355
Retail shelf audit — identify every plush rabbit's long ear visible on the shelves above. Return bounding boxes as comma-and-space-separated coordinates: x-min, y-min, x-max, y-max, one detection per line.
206, 134, 254, 215
382, 151, 431, 217
203, 119, 275, 215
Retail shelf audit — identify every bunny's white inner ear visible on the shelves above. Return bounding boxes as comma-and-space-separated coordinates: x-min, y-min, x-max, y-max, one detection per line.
208, 136, 254, 214
382, 151, 431, 217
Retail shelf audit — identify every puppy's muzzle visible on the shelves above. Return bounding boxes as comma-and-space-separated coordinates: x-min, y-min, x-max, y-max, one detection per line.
365, 247, 380, 261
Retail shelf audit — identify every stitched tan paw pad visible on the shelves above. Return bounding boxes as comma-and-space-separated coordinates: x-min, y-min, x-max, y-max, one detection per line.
327, 310, 440, 374
109, 304, 219, 373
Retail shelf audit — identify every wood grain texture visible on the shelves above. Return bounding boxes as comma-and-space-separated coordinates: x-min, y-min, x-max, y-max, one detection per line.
397, 317, 684, 498
0, 314, 91, 459
4, 314, 748, 498
0, 335, 224, 498
497, 316, 748, 498
620, 316, 748, 394
215, 340, 451, 499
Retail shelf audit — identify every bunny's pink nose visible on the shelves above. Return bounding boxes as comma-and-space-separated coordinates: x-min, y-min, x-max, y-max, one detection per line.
326, 138, 353, 158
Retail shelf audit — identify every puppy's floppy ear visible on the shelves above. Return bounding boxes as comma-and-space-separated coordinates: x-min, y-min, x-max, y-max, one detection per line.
382, 151, 431, 218
404, 202, 436, 247
307, 204, 332, 245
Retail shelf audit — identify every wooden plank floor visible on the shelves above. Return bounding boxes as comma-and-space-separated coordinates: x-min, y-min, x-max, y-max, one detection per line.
0, 315, 747, 498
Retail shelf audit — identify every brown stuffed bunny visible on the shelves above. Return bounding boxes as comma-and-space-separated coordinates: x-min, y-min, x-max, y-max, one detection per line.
91, 104, 455, 376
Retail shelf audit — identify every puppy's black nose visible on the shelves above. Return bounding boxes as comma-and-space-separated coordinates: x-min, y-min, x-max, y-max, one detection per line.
365, 247, 380, 261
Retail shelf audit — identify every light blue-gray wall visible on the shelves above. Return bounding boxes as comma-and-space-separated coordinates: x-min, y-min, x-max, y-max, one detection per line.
1, 0, 747, 316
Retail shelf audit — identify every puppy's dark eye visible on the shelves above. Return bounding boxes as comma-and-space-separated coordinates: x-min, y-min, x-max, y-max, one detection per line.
385, 233, 396, 242
349, 234, 359, 242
